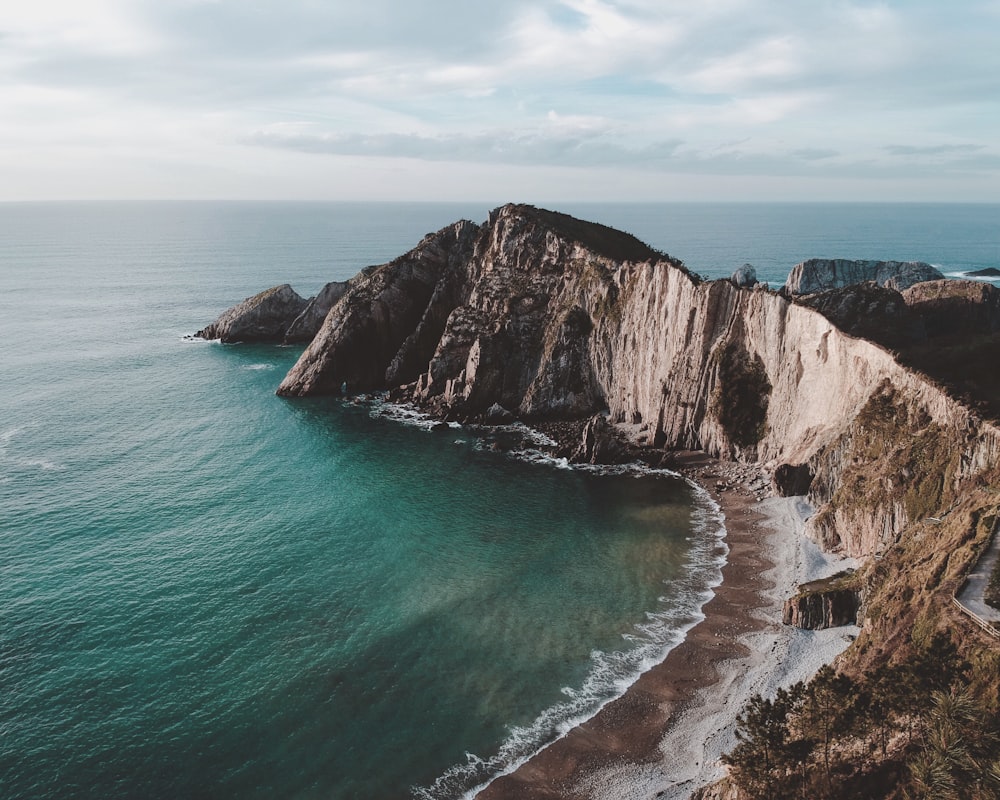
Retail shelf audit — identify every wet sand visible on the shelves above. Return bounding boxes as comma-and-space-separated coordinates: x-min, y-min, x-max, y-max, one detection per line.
476, 452, 858, 800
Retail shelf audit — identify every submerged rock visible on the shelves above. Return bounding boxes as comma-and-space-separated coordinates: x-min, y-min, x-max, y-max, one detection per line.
196, 284, 308, 343
784, 258, 943, 295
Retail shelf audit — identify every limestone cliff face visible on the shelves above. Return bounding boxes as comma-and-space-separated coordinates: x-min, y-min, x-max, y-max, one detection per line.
197, 284, 308, 343
267, 204, 999, 561
784, 258, 943, 295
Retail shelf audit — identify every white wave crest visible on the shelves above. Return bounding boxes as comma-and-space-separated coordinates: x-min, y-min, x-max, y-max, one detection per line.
413, 481, 727, 800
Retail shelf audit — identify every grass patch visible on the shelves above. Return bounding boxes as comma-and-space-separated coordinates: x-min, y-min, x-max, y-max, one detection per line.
710, 341, 771, 448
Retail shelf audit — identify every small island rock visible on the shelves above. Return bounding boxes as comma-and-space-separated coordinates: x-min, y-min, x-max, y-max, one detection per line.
784, 258, 943, 295
197, 284, 308, 343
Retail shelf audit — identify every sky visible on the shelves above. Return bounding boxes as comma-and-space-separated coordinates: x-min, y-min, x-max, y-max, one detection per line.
2, 0, 999, 202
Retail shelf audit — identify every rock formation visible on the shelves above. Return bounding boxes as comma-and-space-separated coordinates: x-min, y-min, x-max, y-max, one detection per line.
283, 280, 350, 343
196, 283, 308, 343
783, 258, 943, 295
204, 205, 1000, 798
782, 573, 861, 629
730, 263, 758, 289
204, 205, 1000, 566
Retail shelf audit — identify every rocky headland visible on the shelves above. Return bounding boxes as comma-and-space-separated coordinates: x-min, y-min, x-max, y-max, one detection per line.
199, 205, 1000, 799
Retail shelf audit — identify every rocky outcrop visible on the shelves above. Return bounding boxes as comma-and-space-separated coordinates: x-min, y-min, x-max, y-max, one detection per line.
796, 282, 924, 350
210, 204, 1000, 563
573, 414, 628, 464
277, 220, 479, 395
283, 280, 350, 343
782, 574, 861, 629
900, 279, 1000, 338
784, 258, 943, 295
196, 284, 308, 343
967, 267, 1000, 278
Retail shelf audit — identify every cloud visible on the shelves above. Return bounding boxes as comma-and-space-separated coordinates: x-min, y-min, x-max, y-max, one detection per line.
2, 0, 999, 199
248, 123, 685, 169
885, 144, 986, 157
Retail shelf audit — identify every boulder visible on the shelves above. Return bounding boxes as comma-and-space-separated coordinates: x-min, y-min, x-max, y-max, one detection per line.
730, 263, 758, 289
484, 403, 514, 423
572, 414, 628, 464
196, 284, 308, 343
784, 258, 943, 295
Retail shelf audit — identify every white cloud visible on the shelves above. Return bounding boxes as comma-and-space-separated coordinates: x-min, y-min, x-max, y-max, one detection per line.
0, 0, 998, 200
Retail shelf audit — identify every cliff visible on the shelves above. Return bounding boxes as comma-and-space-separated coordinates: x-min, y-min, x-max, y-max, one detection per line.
783, 258, 943, 294
204, 205, 1000, 797
266, 205, 999, 563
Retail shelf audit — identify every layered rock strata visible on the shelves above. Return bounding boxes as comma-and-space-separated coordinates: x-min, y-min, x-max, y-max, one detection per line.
210, 204, 999, 566
782, 573, 861, 629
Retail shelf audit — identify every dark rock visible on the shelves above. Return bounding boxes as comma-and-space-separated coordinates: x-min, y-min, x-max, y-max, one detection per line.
783, 582, 860, 629
901, 279, 1000, 338
784, 258, 944, 295
966, 267, 1000, 278
277, 220, 479, 395
284, 280, 350, 343
730, 263, 758, 288
196, 284, 308, 343
484, 403, 514, 423
772, 463, 814, 496
797, 282, 925, 350
572, 414, 628, 464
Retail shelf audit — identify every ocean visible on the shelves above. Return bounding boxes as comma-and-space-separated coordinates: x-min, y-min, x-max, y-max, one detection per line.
2, 201, 997, 799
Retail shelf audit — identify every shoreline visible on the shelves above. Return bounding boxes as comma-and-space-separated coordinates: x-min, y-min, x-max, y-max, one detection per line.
476, 452, 859, 800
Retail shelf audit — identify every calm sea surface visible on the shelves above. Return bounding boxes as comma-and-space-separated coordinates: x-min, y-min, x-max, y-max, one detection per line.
1, 202, 997, 799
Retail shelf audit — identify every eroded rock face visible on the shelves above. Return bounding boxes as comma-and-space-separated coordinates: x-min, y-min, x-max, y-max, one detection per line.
901, 279, 1000, 338
283, 280, 350, 343
277, 220, 479, 395
196, 284, 308, 343
782, 587, 860, 629
796, 282, 925, 350
572, 414, 628, 464
784, 258, 943, 295
772, 463, 814, 496
213, 204, 1000, 563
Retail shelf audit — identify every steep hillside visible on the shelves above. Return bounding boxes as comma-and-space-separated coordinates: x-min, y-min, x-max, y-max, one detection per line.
204, 204, 1000, 798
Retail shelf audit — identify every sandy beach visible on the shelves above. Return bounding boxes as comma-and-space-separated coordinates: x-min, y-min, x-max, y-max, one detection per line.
477, 453, 859, 800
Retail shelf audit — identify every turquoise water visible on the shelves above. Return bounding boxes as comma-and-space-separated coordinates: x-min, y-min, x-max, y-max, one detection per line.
2, 202, 998, 799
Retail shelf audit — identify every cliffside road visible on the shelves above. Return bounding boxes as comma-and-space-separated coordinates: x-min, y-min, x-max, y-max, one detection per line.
956, 523, 1000, 626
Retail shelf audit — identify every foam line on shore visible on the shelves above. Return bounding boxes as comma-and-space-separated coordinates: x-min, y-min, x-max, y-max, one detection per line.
579, 494, 860, 800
